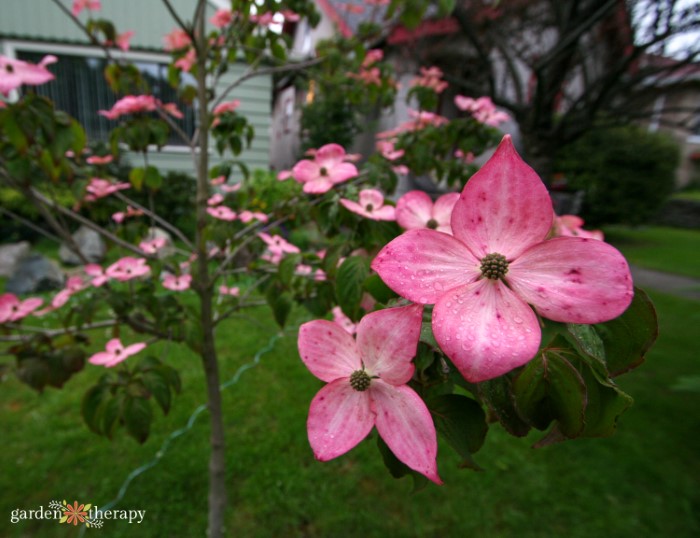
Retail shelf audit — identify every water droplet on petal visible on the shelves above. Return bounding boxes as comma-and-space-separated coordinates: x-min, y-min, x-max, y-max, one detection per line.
514, 316, 523, 324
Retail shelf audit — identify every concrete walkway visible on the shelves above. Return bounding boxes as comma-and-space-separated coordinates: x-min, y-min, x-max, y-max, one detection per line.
630, 265, 700, 301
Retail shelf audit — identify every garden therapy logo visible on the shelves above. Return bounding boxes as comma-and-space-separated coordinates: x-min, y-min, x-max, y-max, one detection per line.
9, 500, 146, 527
52, 500, 103, 528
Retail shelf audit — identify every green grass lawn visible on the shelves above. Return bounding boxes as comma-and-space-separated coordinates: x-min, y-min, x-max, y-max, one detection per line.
1, 290, 699, 537
604, 225, 700, 279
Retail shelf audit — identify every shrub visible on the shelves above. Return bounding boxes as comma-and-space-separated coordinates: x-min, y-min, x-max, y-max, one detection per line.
555, 125, 680, 225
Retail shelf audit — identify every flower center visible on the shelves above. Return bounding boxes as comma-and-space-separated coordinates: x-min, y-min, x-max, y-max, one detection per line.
6, 64, 14, 73
480, 252, 509, 280
365, 203, 374, 212
349, 369, 371, 392
319, 166, 328, 176
426, 218, 438, 229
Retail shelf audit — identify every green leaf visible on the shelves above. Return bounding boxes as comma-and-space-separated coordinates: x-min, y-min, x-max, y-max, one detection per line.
129, 167, 145, 191
266, 285, 293, 327
477, 375, 531, 437
594, 288, 658, 376
335, 256, 369, 320
278, 253, 302, 287
363, 273, 398, 304
101, 393, 124, 439
513, 351, 587, 438
429, 394, 487, 467
144, 165, 162, 191
576, 359, 633, 438
82, 384, 111, 434
123, 395, 152, 443
142, 371, 172, 415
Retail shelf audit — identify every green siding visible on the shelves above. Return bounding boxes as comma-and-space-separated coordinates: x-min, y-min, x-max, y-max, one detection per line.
0, 0, 272, 174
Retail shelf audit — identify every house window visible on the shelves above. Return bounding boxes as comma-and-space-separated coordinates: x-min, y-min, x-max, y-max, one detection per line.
16, 50, 196, 146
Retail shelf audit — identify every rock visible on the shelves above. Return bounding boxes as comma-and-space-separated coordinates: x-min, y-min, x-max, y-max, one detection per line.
5, 253, 65, 294
59, 225, 107, 265
0, 241, 31, 277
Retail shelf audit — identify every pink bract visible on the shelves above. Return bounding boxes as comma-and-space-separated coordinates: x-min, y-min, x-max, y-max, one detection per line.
0, 55, 56, 96
298, 304, 441, 483
162, 274, 192, 291
210, 9, 234, 28
85, 177, 130, 200
340, 189, 396, 221
105, 257, 150, 281
89, 338, 146, 368
553, 214, 604, 241
163, 29, 191, 51
372, 135, 633, 383
292, 143, 358, 194
0, 293, 43, 323
454, 95, 510, 127
395, 191, 459, 235
98, 95, 158, 119
207, 206, 237, 221
71, 0, 101, 16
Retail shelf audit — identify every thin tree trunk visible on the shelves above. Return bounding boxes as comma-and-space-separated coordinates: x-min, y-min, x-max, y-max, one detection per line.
192, 4, 227, 536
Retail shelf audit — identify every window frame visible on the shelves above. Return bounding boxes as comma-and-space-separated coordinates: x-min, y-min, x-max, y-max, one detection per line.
2, 39, 197, 153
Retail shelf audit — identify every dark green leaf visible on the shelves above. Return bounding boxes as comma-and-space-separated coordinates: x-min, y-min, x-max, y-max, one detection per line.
123, 395, 152, 443
376, 435, 428, 491
335, 256, 369, 320
430, 394, 487, 467
477, 376, 531, 437
595, 287, 658, 376
82, 384, 111, 435
513, 351, 587, 438
363, 273, 398, 304
142, 371, 171, 415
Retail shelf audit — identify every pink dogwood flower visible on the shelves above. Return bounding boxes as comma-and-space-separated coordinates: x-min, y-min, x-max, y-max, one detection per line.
395, 191, 460, 235
85, 178, 130, 201
238, 210, 268, 223
340, 189, 396, 221
553, 214, 604, 241
372, 136, 633, 383
89, 338, 146, 368
139, 237, 167, 255
0, 293, 43, 323
162, 273, 192, 291
292, 143, 358, 194
112, 205, 144, 223
86, 154, 113, 165
410, 66, 448, 93
84, 264, 109, 287
105, 257, 150, 281
98, 95, 158, 119
163, 29, 192, 51
35, 276, 87, 315
454, 95, 510, 127
174, 49, 196, 72
219, 285, 240, 297
0, 54, 56, 96
207, 206, 237, 221
210, 9, 234, 28
71, 0, 101, 17
298, 304, 441, 483
207, 193, 224, 206
258, 232, 300, 264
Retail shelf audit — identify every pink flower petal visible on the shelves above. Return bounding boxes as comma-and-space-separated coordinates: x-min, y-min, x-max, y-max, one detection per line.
371, 229, 480, 304
371, 382, 441, 484
105, 338, 123, 354
298, 320, 361, 382
358, 189, 384, 208
123, 342, 147, 356
432, 279, 541, 382
396, 191, 433, 230
307, 379, 374, 461
370, 205, 396, 221
303, 177, 335, 194
507, 237, 634, 323
315, 143, 346, 165
292, 159, 319, 184
357, 304, 423, 385
432, 192, 460, 233
450, 136, 553, 259
327, 162, 358, 184
88, 351, 113, 366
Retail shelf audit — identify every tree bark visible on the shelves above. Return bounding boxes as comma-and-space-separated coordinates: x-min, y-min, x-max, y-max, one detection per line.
192, 3, 227, 536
